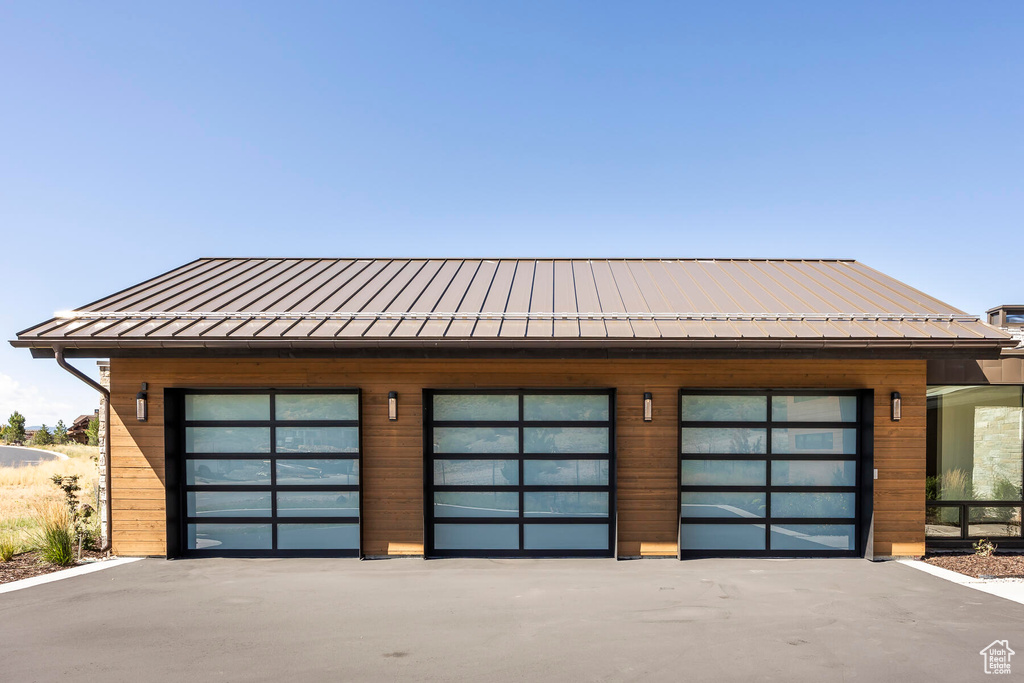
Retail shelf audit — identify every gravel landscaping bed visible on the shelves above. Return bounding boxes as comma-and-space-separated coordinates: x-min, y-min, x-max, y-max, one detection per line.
924, 553, 1024, 579
0, 550, 107, 585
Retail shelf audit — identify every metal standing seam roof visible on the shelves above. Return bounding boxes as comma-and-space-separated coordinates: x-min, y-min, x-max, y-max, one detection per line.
11, 258, 1014, 352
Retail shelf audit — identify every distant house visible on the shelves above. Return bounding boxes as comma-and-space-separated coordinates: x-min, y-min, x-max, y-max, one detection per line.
67, 411, 97, 444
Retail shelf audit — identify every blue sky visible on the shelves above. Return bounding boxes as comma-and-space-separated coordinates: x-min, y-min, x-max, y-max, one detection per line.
1, 2, 1021, 426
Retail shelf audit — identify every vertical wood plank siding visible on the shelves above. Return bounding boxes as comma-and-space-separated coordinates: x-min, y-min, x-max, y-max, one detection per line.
108, 358, 927, 558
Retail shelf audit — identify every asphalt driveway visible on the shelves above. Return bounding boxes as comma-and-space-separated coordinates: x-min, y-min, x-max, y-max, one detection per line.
0, 444, 59, 467
1, 557, 1021, 682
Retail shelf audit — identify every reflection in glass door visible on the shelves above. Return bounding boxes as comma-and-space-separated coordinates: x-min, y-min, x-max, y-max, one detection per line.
180, 390, 360, 556
425, 390, 615, 557
679, 390, 863, 557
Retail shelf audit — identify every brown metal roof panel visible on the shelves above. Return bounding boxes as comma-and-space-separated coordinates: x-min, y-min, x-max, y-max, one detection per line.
848, 319, 904, 338
154, 259, 277, 311
713, 261, 790, 312
173, 318, 230, 337
628, 262, 696, 338
274, 260, 360, 311
82, 258, 230, 312
570, 261, 607, 338
325, 259, 411, 314
213, 259, 322, 312
806, 261, 921, 315
420, 260, 480, 337
64, 319, 122, 337
447, 260, 499, 337
761, 261, 864, 314
526, 260, 554, 338
723, 261, 810, 314
607, 261, 659, 337
253, 318, 299, 338
551, 260, 580, 338
308, 259, 391, 312
121, 259, 254, 312
92, 318, 156, 338
199, 318, 250, 337
340, 260, 431, 337
643, 261, 697, 313
282, 319, 323, 338
675, 261, 748, 313
499, 261, 535, 338
364, 260, 447, 337
751, 319, 799, 338
42, 319, 97, 337
253, 259, 337, 311
842, 261, 962, 314
777, 261, 900, 315
388, 260, 463, 338
227, 319, 277, 338
471, 260, 518, 337
661, 261, 722, 312
198, 259, 307, 311
589, 261, 633, 337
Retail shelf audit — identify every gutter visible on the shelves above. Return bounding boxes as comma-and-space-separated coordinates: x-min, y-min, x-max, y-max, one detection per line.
54, 346, 112, 553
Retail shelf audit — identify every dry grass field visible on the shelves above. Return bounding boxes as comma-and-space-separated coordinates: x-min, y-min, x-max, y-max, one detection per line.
0, 445, 100, 548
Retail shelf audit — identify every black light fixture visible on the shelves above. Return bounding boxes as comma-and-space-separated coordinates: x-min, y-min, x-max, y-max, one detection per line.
136, 382, 148, 422
388, 391, 398, 421
643, 392, 653, 422
891, 391, 901, 422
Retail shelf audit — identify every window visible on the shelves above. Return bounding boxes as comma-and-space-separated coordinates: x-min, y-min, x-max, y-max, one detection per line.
679, 391, 863, 556
426, 390, 615, 557
926, 386, 1024, 542
180, 390, 360, 555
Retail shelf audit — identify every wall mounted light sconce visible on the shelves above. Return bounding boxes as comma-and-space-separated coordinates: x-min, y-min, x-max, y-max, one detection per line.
388, 391, 398, 421
643, 392, 653, 422
136, 382, 148, 423
890, 392, 901, 422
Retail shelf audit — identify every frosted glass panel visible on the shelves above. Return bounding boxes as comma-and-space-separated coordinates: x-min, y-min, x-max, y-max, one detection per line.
186, 459, 269, 485
680, 460, 765, 486
772, 396, 857, 422
433, 428, 518, 453
770, 524, 855, 551
680, 523, 765, 550
277, 523, 359, 549
434, 492, 518, 517
680, 492, 765, 518
524, 428, 608, 453
186, 427, 270, 454
276, 459, 359, 485
524, 524, 608, 549
772, 492, 855, 518
277, 491, 359, 517
433, 395, 518, 421
433, 524, 519, 550
681, 428, 766, 454
680, 396, 766, 422
771, 428, 856, 454
524, 492, 609, 517
187, 491, 272, 517
433, 459, 519, 486
190, 524, 272, 550
185, 394, 269, 421
276, 427, 359, 453
524, 460, 609, 486
275, 394, 358, 420
771, 460, 856, 486
523, 395, 609, 421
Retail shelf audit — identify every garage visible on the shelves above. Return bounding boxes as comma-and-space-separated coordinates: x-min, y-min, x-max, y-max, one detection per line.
166, 390, 361, 557
425, 390, 615, 557
679, 390, 873, 557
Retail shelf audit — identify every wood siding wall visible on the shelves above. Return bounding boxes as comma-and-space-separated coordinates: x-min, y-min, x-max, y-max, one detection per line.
108, 358, 927, 558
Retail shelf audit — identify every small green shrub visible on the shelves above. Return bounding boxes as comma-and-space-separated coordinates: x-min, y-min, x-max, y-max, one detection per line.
974, 538, 997, 557
0, 535, 17, 562
31, 500, 76, 567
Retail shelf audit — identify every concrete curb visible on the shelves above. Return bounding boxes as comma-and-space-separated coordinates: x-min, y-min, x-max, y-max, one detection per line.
898, 559, 1024, 606
0, 557, 143, 595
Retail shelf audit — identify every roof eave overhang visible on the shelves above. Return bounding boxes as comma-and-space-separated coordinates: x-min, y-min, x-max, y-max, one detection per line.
11, 336, 1017, 360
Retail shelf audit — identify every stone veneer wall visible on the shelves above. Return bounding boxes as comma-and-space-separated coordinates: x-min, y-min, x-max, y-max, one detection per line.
972, 405, 1024, 498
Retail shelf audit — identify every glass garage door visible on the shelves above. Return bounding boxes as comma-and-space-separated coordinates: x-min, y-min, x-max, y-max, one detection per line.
180, 390, 360, 556
425, 390, 615, 558
679, 390, 863, 557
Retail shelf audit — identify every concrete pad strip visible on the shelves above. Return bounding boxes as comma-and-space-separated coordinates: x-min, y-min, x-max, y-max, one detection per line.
0, 557, 143, 595
898, 559, 1024, 606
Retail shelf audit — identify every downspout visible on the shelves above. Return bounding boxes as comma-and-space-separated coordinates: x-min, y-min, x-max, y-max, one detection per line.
54, 346, 113, 553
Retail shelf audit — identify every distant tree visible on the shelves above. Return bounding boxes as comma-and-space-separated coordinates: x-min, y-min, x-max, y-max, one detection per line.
32, 424, 53, 446
5, 411, 26, 444
86, 417, 99, 447
53, 419, 68, 445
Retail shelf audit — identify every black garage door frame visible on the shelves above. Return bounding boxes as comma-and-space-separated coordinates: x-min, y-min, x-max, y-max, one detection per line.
423, 388, 617, 559
677, 388, 874, 559
165, 388, 362, 558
